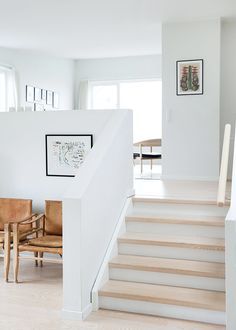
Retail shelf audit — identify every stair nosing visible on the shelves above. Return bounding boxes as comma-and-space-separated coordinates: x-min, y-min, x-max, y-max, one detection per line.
109, 255, 225, 279
132, 196, 230, 206
126, 215, 225, 227
99, 280, 225, 312
118, 233, 225, 251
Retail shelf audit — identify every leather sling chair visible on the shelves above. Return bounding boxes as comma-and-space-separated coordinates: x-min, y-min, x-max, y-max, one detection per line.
11, 200, 62, 283
0, 198, 37, 281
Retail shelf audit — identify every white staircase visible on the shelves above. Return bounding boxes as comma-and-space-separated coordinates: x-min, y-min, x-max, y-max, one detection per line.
98, 197, 228, 325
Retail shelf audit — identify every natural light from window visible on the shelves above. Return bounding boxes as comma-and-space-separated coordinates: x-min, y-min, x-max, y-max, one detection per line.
0, 72, 6, 111
92, 84, 118, 109
90, 80, 162, 143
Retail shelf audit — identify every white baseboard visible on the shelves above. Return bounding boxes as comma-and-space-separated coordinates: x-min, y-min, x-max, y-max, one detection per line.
62, 303, 92, 321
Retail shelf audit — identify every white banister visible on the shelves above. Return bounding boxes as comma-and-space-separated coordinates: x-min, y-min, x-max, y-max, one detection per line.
217, 124, 231, 206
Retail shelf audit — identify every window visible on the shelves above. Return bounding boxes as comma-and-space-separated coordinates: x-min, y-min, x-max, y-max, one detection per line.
0, 66, 18, 112
91, 84, 118, 109
89, 80, 162, 142
0, 70, 7, 111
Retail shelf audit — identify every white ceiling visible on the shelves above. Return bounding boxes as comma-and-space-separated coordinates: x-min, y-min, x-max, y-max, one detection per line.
0, 0, 235, 59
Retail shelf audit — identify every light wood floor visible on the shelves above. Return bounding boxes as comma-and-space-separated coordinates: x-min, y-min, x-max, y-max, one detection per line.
134, 178, 231, 201
0, 259, 225, 330
0, 180, 228, 329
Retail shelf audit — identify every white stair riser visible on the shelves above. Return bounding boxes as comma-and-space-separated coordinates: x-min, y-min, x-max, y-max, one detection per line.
118, 243, 225, 263
126, 221, 224, 238
109, 268, 225, 292
133, 202, 229, 218
99, 296, 226, 325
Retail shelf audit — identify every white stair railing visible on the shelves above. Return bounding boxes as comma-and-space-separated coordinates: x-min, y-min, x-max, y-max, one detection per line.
217, 124, 231, 206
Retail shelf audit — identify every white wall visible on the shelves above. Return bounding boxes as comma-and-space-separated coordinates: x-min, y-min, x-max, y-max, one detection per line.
63, 110, 133, 319
0, 111, 113, 211
0, 47, 75, 110
75, 55, 161, 106
221, 21, 236, 178
162, 19, 221, 181
75, 55, 161, 81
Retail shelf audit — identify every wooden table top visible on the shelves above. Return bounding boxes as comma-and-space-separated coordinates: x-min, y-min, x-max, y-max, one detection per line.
133, 138, 162, 147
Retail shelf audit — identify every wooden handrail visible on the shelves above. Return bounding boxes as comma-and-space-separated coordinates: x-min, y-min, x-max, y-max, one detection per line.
217, 124, 231, 206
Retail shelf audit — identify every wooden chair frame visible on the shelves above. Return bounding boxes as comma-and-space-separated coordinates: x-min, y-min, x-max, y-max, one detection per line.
12, 210, 62, 283
133, 139, 162, 174
0, 198, 34, 282
0, 236, 10, 281
4, 213, 41, 281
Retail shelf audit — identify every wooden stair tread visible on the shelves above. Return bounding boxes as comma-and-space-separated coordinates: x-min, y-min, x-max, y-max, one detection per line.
99, 280, 225, 311
109, 255, 225, 278
118, 233, 225, 251
126, 215, 225, 227
133, 196, 230, 206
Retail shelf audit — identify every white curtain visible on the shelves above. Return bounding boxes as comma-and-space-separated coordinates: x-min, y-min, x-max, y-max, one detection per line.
78, 80, 89, 110
6, 68, 18, 111
0, 65, 18, 112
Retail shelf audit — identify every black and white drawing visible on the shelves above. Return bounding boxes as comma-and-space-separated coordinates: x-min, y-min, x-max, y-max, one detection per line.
45, 134, 93, 177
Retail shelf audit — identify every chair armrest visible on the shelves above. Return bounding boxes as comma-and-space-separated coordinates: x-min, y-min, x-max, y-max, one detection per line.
19, 213, 45, 226
8, 213, 44, 225
11, 213, 46, 244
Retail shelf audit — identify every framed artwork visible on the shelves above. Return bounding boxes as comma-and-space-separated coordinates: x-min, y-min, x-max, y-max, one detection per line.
46, 90, 53, 105
34, 103, 44, 111
41, 89, 47, 104
34, 87, 42, 102
176, 59, 203, 96
45, 134, 93, 177
26, 85, 34, 102
53, 92, 59, 109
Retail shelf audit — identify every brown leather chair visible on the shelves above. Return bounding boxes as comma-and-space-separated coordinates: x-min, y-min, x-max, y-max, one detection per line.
0, 198, 33, 281
12, 200, 62, 282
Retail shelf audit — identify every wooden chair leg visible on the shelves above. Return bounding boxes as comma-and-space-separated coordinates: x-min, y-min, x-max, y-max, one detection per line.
13, 224, 19, 283
34, 252, 38, 267
4, 224, 10, 282
39, 252, 43, 267
150, 146, 153, 171
139, 144, 143, 174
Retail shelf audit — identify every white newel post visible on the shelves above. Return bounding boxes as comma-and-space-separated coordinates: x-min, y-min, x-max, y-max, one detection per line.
217, 124, 231, 206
